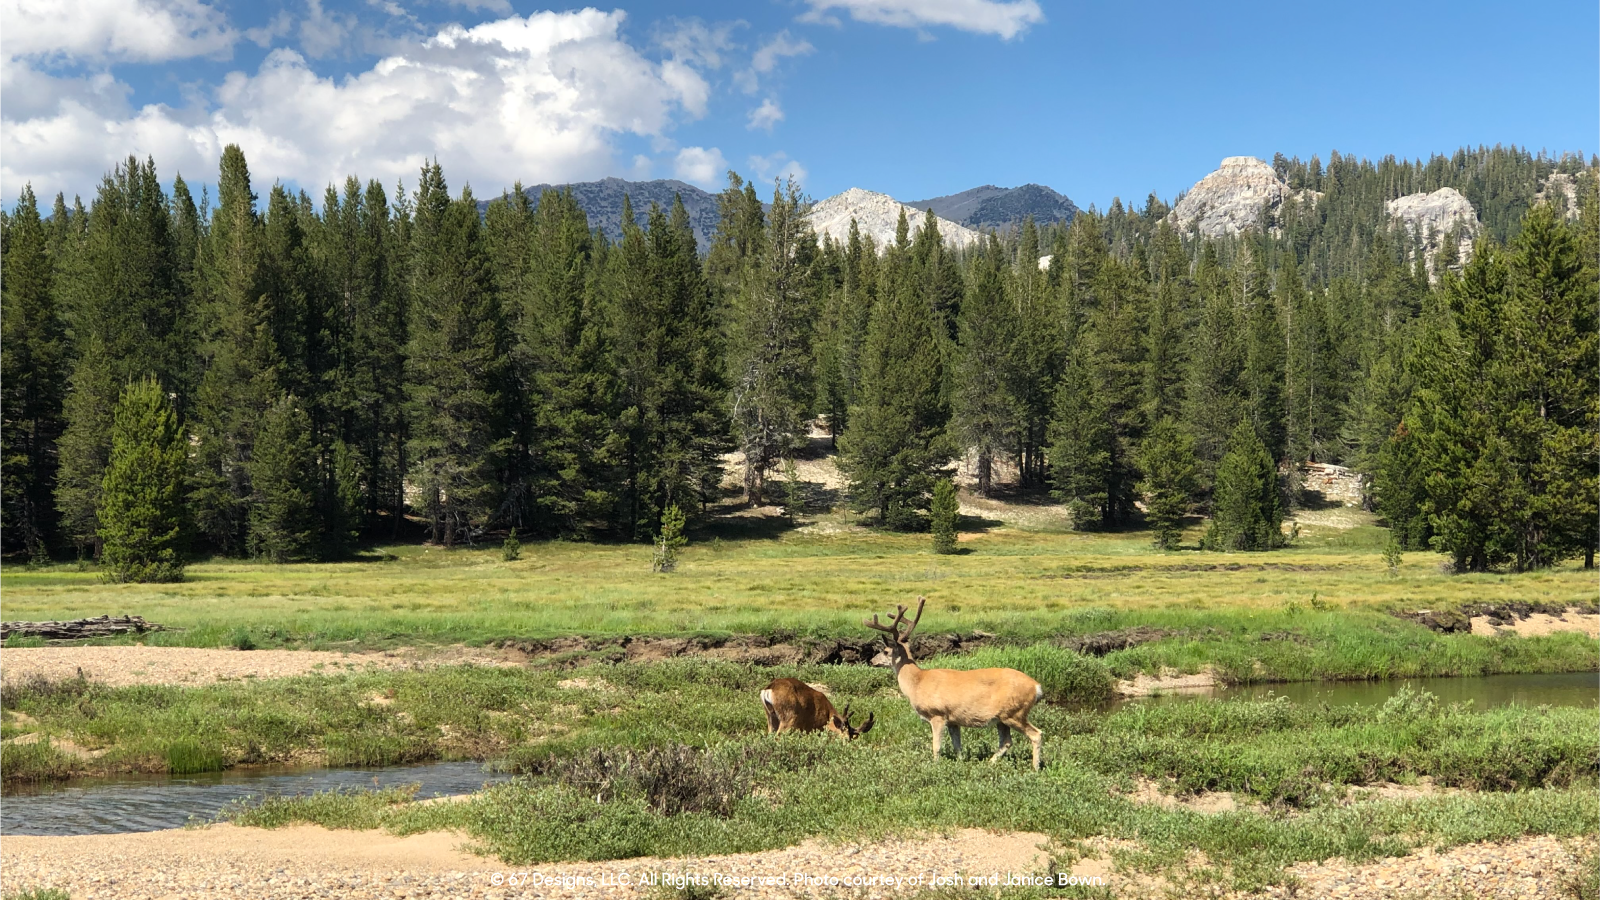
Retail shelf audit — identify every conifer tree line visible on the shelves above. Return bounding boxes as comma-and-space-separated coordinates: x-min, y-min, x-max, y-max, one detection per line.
2, 145, 1594, 575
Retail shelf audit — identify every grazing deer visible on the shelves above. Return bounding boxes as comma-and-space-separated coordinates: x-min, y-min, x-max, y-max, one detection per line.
760, 677, 875, 739
864, 597, 1044, 769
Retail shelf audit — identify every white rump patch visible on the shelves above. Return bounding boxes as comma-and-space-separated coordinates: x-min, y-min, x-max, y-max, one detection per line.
760, 689, 774, 707
1035, 684, 1044, 700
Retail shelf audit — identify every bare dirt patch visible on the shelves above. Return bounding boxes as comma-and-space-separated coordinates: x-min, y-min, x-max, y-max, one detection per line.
1, 825, 1052, 899
1472, 608, 1599, 639
1123, 777, 1253, 814
0, 645, 518, 689
1117, 667, 1217, 698
1255, 834, 1596, 899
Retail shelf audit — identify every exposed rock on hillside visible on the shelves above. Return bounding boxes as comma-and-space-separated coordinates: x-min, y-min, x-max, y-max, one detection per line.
810, 187, 982, 250
1386, 187, 1479, 279
1536, 173, 1583, 220
1169, 156, 1316, 238
906, 183, 1079, 230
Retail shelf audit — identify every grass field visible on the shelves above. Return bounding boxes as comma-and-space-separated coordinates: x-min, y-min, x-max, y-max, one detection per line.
3, 505, 1597, 893
2, 516, 1593, 650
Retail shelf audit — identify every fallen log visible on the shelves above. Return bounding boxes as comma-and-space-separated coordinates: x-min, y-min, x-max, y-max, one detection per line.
1, 615, 167, 641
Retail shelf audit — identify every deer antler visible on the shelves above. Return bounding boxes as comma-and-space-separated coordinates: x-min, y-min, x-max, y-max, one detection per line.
902, 596, 926, 643
863, 597, 928, 643
839, 702, 853, 726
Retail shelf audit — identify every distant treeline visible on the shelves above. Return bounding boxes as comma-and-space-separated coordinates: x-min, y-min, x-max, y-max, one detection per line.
2, 145, 1594, 576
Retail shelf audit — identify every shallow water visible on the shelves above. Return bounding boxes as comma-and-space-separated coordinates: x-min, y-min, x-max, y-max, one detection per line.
0, 760, 511, 836
3, 672, 1593, 838
1139, 670, 1600, 709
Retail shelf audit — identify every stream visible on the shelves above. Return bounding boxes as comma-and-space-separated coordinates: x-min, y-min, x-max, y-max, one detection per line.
2, 672, 1593, 837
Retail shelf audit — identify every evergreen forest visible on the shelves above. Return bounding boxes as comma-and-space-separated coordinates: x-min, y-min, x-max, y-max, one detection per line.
2, 144, 1594, 578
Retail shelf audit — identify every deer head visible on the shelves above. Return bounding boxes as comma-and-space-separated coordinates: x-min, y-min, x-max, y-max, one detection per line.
863, 595, 925, 671
830, 702, 875, 739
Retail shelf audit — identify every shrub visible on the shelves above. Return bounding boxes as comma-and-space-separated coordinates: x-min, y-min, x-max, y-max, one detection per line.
931, 478, 959, 554
928, 643, 1114, 705
502, 528, 521, 562
544, 744, 753, 818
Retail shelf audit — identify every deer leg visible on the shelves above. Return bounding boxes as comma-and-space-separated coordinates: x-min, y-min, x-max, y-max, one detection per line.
763, 699, 780, 734
1020, 721, 1043, 771
929, 717, 946, 760
991, 723, 1013, 762
947, 724, 962, 758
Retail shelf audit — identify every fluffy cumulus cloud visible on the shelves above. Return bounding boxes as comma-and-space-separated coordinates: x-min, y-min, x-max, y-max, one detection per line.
673, 146, 728, 188
2, 8, 716, 201
735, 30, 812, 93
801, 0, 1043, 39
747, 98, 783, 131
1, 0, 237, 62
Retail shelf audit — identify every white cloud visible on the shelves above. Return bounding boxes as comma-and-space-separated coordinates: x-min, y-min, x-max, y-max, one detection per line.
674, 146, 728, 188
800, 0, 1043, 39
298, 0, 357, 59
747, 98, 783, 131
735, 30, 812, 93
654, 18, 738, 70
1, 0, 236, 62
3, 9, 716, 202
747, 151, 806, 188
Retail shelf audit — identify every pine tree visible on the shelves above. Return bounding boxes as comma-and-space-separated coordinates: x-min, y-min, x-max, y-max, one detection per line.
605, 197, 730, 539
404, 163, 506, 546
1137, 418, 1198, 550
520, 188, 617, 538
1240, 241, 1286, 462
838, 209, 953, 529
99, 378, 187, 582
727, 180, 818, 502
248, 395, 318, 562
1372, 420, 1429, 549
952, 236, 1019, 496
1048, 348, 1112, 529
1, 185, 70, 559
1203, 420, 1284, 551
190, 145, 277, 554
1181, 246, 1245, 498
930, 477, 959, 554
56, 157, 188, 556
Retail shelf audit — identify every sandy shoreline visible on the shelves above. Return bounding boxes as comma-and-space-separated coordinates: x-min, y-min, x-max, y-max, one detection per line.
0, 825, 1589, 899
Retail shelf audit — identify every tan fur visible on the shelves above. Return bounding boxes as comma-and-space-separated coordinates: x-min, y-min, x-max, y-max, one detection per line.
760, 677, 873, 739
866, 597, 1045, 769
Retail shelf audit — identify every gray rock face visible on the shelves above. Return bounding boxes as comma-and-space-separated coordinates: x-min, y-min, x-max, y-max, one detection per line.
1537, 173, 1582, 220
1386, 187, 1479, 279
906, 183, 1079, 230
483, 177, 723, 251
810, 187, 982, 250
1169, 156, 1315, 238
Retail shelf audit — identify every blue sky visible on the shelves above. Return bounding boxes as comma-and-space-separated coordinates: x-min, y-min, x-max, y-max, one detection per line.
3, 0, 1596, 211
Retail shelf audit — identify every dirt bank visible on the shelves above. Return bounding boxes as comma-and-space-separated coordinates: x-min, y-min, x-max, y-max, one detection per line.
0, 645, 518, 688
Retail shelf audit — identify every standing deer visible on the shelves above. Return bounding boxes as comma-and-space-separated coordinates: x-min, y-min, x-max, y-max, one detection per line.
760, 677, 874, 739
864, 597, 1045, 769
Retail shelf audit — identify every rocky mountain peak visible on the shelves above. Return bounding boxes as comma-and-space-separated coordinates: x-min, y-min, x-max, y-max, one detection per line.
809, 188, 982, 250
1168, 156, 1312, 238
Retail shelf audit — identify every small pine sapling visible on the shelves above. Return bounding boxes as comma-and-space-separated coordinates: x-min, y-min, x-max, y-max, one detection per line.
502, 528, 521, 562
931, 478, 959, 554
652, 504, 687, 573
